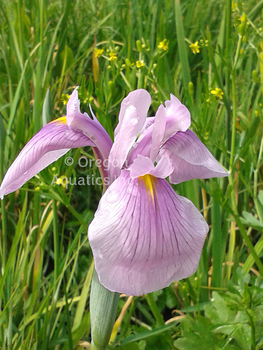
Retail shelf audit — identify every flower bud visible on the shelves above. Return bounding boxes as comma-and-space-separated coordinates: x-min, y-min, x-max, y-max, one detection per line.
188, 82, 194, 95
136, 40, 142, 52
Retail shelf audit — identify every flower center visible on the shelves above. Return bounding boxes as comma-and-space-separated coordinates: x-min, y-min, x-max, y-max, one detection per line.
50, 116, 67, 125
138, 174, 156, 202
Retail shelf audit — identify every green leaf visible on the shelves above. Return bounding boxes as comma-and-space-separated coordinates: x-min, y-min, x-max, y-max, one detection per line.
119, 322, 176, 345
241, 211, 263, 230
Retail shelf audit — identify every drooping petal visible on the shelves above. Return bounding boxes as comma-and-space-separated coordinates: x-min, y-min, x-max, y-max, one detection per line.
66, 88, 112, 160
0, 120, 94, 198
88, 169, 208, 296
108, 90, 151, 181
160, 129, 229, 184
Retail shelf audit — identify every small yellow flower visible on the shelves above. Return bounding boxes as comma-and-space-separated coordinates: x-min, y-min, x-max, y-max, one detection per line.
238, 13, 246, 23
232, 2, 237, 11
158, 39, 168, 51
210, 88, 224, 99
108, 50, 117, 61
61, 94, 70, 105
136, 60, 144, 68
93, 48, 103, 58
56, 176, 69, 188
189, 41, 200, 54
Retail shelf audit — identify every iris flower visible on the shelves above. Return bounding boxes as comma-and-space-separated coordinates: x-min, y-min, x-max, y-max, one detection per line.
0, 89, 228, 296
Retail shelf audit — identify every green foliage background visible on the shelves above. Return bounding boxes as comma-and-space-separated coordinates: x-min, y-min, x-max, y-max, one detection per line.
0, 0, 263, 349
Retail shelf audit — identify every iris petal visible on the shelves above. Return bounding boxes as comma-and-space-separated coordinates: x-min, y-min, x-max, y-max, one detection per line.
66, 88, 112, 160
163, 94, 191, 140
161, 129, 229, 184
88, 169, 208, 296
127, 94, 191, 165
0, 122, 93, 198
150, 104, 166, 161
109, 90, 151, 181
129, 155, 173, 179
129, 155, 154, 179
114, 89, 151, 137
149, 156, 173, 178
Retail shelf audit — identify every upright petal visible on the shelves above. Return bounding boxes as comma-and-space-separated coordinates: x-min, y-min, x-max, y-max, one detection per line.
160, 129, 229, 184
126, 130, 152, 166
114, 89, 151, 137
149, 104, 166, 161
163, 94, 191, 140
127, 94, 191, 165
108, 90, 151, 181
88, 170, 208, 296
0, 120, 94, 198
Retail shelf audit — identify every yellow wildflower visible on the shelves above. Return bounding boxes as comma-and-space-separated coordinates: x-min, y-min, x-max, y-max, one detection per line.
158, 39, 168, 51
232, 2, 237, 11
108, 50, 117, 61
136, 60, 144, 68
189, 41, 200, 54
93, 48, 103, 58
210, 88, 224, 99
238, 13, 246, 23
61, 94, 70, 105
56, 176, 69, 188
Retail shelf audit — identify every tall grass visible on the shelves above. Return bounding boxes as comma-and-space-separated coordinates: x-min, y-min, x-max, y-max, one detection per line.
0, 0, 263, 349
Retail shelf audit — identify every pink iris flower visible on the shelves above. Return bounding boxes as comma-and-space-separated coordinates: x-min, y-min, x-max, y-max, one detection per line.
0, 89, 228, 296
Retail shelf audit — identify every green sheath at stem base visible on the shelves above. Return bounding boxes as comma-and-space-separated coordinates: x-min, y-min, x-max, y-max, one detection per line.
90, 271, 120, 350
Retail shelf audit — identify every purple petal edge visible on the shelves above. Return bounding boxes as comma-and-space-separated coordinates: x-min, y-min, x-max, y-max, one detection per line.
161, 129, 229, 184
0, 122, 93, 198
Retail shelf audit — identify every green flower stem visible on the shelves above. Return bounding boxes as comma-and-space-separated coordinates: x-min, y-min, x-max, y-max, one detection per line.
0, 198, 7, 270
145, 293, 164, 327
226, 71, 237, 281
246, 309, 256, 350
52, 199, 59, 283
212, 198, 222, 287
90, 271, 119, 350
